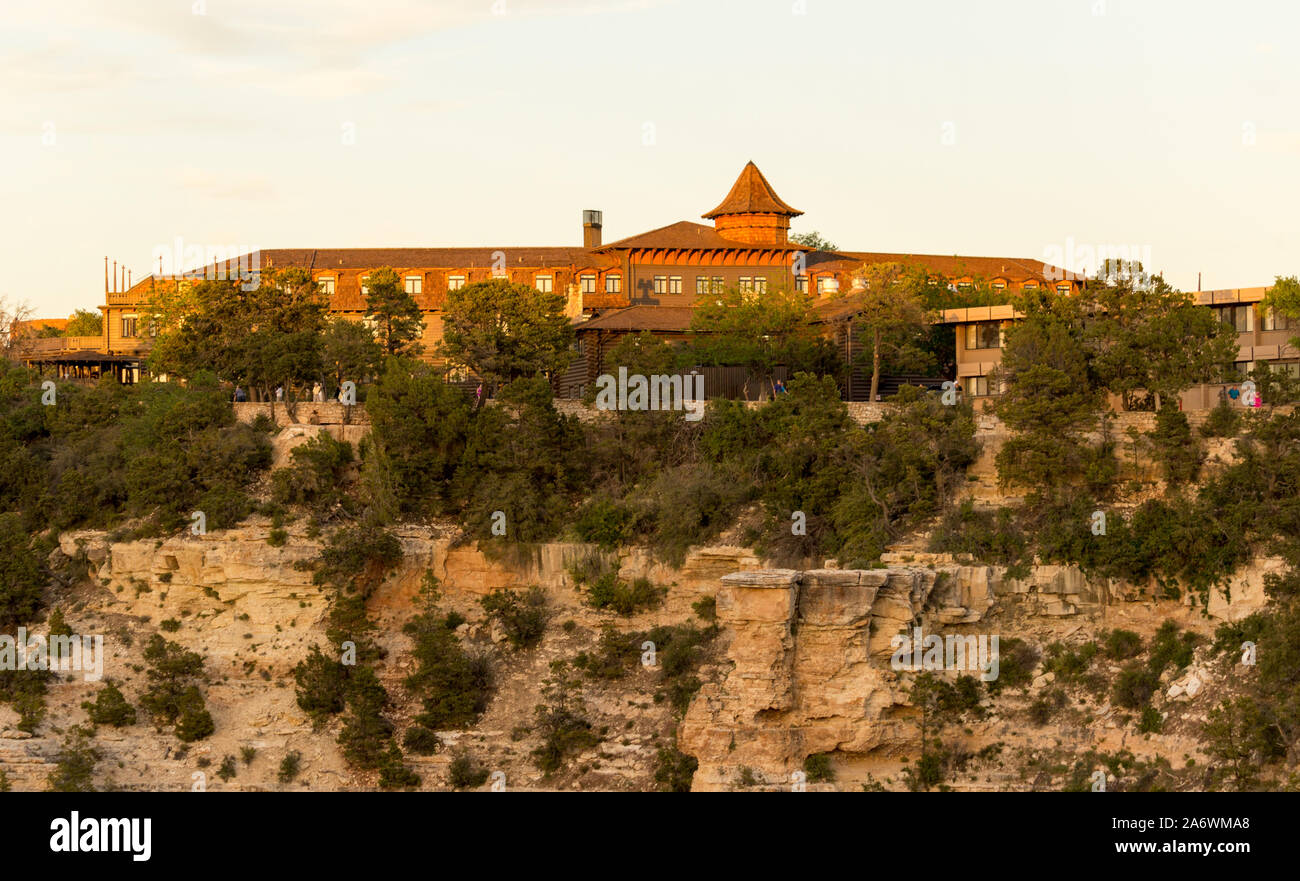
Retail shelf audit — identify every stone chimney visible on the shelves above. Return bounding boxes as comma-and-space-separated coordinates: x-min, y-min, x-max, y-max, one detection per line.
582, 209, 602, 248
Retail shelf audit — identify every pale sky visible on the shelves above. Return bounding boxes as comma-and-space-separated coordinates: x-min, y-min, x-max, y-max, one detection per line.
2, 0, 1297, 318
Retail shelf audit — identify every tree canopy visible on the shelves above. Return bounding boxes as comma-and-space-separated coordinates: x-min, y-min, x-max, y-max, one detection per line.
363, 267, 425, 358
687, 284, 838, 394
438, 278, 574, 390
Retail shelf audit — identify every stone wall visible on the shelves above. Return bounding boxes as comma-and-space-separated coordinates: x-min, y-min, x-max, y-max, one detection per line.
233, 400, 369, 426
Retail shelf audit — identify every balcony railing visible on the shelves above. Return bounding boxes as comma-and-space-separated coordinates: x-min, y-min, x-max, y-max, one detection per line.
21, 335, 105, 355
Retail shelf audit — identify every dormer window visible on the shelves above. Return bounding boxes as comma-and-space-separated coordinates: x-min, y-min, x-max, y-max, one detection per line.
536, 275, 553, 293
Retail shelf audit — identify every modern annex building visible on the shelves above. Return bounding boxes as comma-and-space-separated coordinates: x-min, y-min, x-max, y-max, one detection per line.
23, 162, 1083, 395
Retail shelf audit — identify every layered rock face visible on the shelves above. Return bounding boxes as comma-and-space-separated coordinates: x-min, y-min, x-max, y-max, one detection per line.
680, 567, 972, 791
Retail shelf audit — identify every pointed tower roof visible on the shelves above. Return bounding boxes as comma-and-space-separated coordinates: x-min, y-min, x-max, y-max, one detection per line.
702, 161, 803, 219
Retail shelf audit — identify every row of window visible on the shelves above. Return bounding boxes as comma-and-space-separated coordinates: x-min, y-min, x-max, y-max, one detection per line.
965, 306, 1296, 351
312, 272, 850, 298
962, 363, 1300, 397
1212, 305, 1296, 333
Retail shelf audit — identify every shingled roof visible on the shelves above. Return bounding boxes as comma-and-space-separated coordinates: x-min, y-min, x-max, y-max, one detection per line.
703, 161, 803, 219
808, 250, 1061, 282
263, 247, 613, 271
597, 220, 803, 252
575, 305, 696, 333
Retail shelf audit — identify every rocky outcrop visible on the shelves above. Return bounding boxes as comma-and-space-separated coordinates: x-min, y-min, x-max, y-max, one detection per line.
679, 567, 962, 791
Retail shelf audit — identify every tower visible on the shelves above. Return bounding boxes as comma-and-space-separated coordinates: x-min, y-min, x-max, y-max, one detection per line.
702, 161, 802, 247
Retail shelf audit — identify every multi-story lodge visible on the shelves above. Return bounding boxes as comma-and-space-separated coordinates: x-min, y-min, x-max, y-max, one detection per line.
22, 162, 1077, 394
940, 285, 1298, 409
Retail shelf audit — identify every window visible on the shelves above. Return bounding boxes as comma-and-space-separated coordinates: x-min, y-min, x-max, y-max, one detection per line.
360, 276, 370, 296
956, 281, 973, 292
669, 276, 683, 295
536, 275, 553, 293
405, 276, 423, 295
1264, 307, 1295, 331
738, 277, 753, 293
992, 281, 1006, 292
696, 276, 709, 295
712, 277, 724, 293
653, 276, 667, 295
580, 274, 596, 294
753, 276, 768, 294
969, 376, 1001, 397
1274, 362, 1300, 379
1023, 281, 1039, 291
1056, 284, 1072, 295
605, 274, 621, 294
816, 277, 839, 294
121, 315, 138, 338
1214, 305, 1253, 333
318, 277, 336, 295
795, 275, 809, 293
448, 275, 466, 291
965, 321, 1003, 350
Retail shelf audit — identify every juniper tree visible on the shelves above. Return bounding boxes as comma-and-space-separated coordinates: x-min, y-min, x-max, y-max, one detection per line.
438, 278, 573, 391
363, 267, 425, 358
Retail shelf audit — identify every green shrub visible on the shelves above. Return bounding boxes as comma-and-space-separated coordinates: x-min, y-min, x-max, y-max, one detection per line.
292, 644, 350, 721
217, 755, 237, 781
480, 586, 548, 649
1138, 706, 1163, 733
531, 667, 599, 775
402, 726, 441, 755
1043, 641, 1098, 682
803, 752, 835, 783
337, 666, 393, 769
448, 753, 489, 789
1147, 620, 1198, 675
403, 590, 492, 730
378, 742, 421, 790
582, 572, 665, 616
139, 635, 209, 737
1028, 688, 1068, 726
1102, 629, 1144, 661
985, 638, 1038, 695
81, 681, 137, 728
1149, 404, 1200, 484
47, 729, 98, 792
573, 496, 634, 549
278, 751, 302, 783
692, 595, 717, 622
271, 433, 354, 517
1112, 664, 1160, 710
174, 686, 215, 742
0, 513, 46, 628
654, 746, 698, 792
1200, 398, 1241, 438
